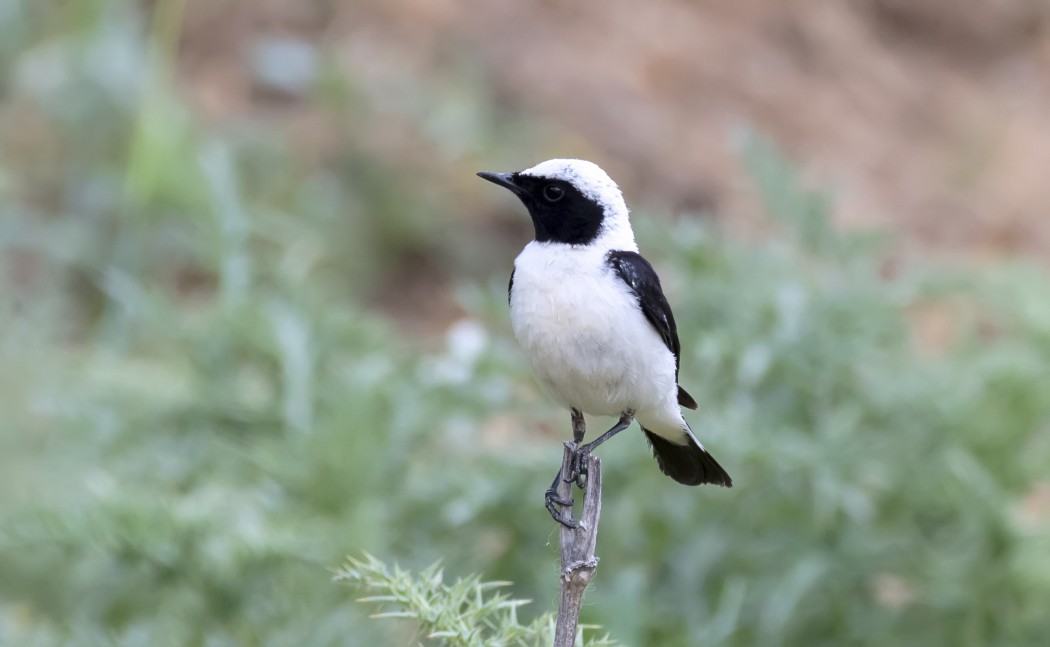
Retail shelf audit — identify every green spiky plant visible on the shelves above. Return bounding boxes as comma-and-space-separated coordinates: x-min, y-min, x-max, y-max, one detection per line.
334, 554, 616, 647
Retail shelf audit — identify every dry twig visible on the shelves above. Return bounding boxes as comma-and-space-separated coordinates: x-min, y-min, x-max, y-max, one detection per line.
552, 442, 602, 647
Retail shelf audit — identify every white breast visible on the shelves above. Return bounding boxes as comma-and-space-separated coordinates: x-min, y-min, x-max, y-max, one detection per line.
509, 242, 679, 418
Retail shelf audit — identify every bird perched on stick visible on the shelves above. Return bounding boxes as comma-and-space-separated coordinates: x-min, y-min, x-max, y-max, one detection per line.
478, 159, 732, 526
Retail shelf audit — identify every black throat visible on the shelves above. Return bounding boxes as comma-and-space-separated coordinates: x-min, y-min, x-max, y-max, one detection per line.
512, 175, 605, 246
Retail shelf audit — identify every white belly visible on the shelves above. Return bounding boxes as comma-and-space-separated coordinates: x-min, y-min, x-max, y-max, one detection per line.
509, 243, 678, 418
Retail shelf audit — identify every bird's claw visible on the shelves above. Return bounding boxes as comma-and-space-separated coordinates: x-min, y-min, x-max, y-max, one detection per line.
564, 448, 591, 489
545, 487, 573, 507
544, 487, 578, 528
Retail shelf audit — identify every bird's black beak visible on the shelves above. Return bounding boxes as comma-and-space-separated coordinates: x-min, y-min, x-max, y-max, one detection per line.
476, 171, 523, 195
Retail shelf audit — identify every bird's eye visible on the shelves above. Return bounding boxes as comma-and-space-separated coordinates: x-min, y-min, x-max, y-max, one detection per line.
542, 185, 565, 202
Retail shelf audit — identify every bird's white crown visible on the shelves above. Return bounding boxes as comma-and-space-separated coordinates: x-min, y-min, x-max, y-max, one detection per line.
521, 158, 637, 251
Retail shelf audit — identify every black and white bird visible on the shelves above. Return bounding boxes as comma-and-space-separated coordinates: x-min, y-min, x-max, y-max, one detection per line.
478, 159, 732, 523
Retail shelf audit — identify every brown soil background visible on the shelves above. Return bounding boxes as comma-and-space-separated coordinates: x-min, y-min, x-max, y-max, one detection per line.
176, 0, 1050, 267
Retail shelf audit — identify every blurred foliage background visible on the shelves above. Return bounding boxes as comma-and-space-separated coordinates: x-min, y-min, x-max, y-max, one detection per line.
2, 0, 1050, 645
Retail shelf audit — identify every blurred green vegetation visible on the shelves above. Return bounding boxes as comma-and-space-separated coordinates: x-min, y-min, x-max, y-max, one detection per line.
3, 1, 1050, 646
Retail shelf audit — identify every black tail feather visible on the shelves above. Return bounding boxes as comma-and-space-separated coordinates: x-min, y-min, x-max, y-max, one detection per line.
677, 386, 698, 410
643, 428, 733, 487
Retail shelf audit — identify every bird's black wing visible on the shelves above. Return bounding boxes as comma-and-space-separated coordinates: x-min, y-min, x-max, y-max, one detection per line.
606, 250, 698, 409
508, 269, 515, 305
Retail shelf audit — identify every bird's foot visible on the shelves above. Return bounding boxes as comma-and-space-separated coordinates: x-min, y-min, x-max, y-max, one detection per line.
544, 487, 578, 528
564, 446, 591, 489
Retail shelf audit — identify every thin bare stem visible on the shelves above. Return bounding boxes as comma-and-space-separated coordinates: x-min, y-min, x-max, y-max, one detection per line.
553, 442, 602, 647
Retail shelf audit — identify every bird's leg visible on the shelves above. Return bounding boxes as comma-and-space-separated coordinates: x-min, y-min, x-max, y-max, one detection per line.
571, 408, 586, 444
570, 409, 635, 488
562, 408, 587, 486
580, 409, 635, 453
543, 408, 587, 528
